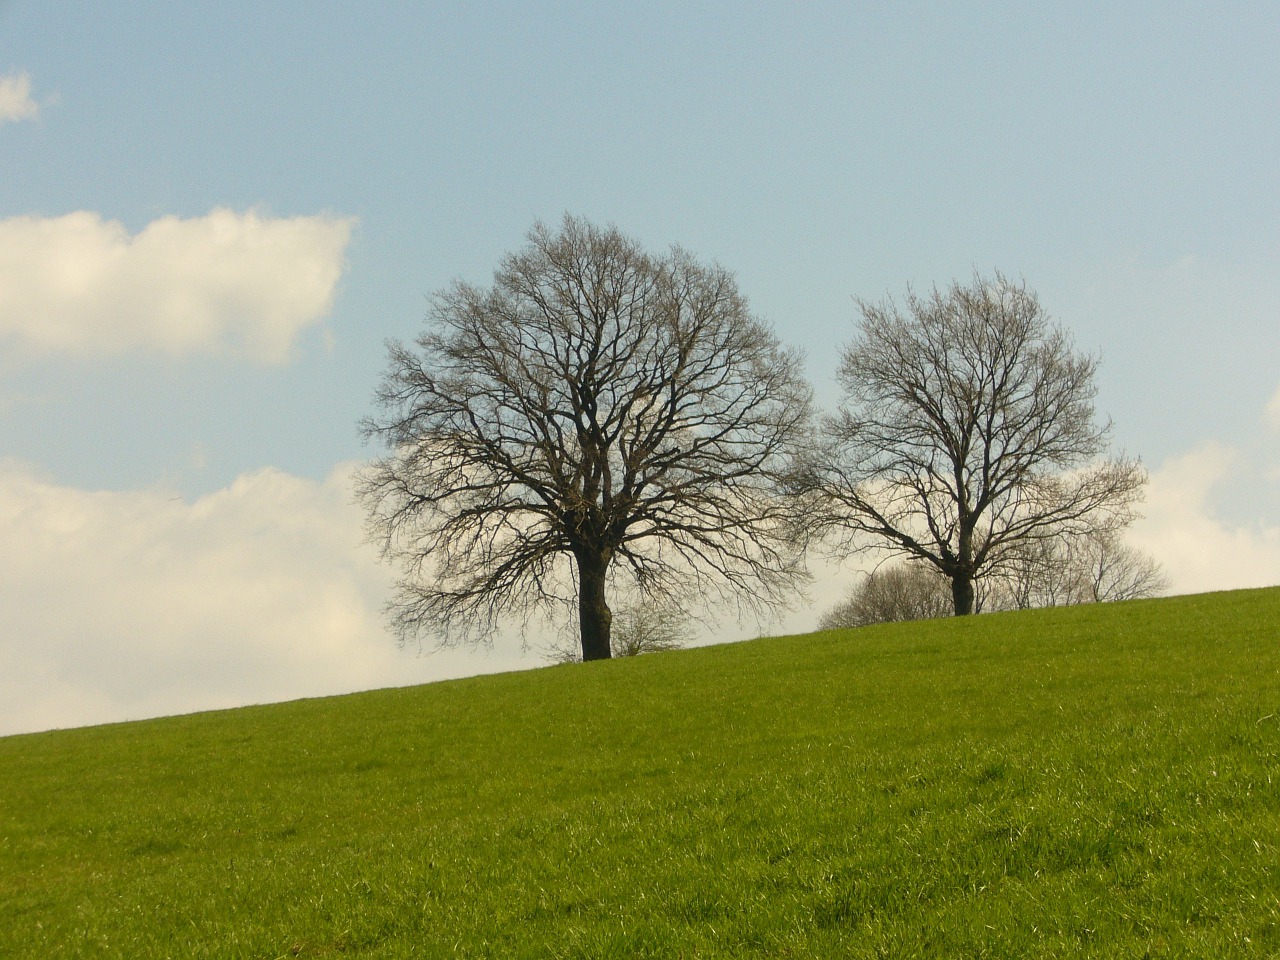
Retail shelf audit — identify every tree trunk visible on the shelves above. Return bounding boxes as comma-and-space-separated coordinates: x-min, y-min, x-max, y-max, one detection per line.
575, 548, 613, 661
952, 523, 976, 616
951, 573, 976, 616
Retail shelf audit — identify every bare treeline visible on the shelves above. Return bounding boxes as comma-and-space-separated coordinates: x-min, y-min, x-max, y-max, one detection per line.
361, 220, 1161, 658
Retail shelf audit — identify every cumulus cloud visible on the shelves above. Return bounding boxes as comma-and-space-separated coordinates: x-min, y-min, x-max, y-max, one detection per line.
0, 208, 355, 363
1129, 442, 1280, 595
0, 71, 39, 123
0, 463, 534, 737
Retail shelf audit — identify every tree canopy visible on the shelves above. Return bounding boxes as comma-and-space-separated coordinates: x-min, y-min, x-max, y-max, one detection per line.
802, 273, 1147, 615
359, 216, 812, 660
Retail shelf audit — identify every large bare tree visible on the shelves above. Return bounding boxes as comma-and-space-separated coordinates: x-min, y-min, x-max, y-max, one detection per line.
803, 273, 1146, 616
359, 216, 812, 660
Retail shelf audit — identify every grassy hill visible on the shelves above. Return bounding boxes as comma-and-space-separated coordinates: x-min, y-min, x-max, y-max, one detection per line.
2, 588, 1279, 958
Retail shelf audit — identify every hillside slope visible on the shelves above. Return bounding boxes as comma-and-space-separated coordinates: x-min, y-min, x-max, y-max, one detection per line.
2, 588, 1279, 958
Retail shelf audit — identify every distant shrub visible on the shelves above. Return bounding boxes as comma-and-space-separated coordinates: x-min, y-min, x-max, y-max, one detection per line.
820, 563, 953, 629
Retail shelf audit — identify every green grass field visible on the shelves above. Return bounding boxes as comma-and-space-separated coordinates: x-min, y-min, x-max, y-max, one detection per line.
2, 588, 1279, 958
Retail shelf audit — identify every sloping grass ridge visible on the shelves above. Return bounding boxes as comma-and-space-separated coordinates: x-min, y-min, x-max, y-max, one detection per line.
2, 588, 1279, 958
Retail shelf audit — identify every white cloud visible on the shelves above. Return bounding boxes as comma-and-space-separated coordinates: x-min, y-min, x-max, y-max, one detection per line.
0, 209, 355, 364
0, 462, 534, 737
1266, 384, 1280, 430
0, 71, 39, 123
1129, 442, 1280, 595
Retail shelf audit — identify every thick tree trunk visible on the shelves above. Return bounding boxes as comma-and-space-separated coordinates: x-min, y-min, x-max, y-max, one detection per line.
574, 548, 613, 661
951, 573, 976, 616
952, 523, 976, 616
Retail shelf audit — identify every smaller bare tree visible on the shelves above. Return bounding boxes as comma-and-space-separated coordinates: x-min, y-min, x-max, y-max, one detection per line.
800, 272, 1147, 616
543, 601, 691, 662
987, 536, 1080, 610
1071, 529, 1170, 603
819, 562, 953, 629
988, 529, 1170, 609
610, 603, 693, 657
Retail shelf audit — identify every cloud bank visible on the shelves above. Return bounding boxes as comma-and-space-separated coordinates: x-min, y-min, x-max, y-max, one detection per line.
0, 463, 531, 737
0, 71, 39, 123
3, 437, 1276, 737
0, 209, 355, 363
1131, 442, 1280, 595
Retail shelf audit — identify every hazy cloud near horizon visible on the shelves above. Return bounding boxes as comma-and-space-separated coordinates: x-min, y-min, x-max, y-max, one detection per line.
1131, 441, 1280, 595
1267, 385, 1280, 429
0, 461, 529, 737
2, 427, 1278, 736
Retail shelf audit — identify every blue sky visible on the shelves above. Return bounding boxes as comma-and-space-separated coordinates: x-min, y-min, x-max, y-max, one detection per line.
2, 1, 1278, 734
